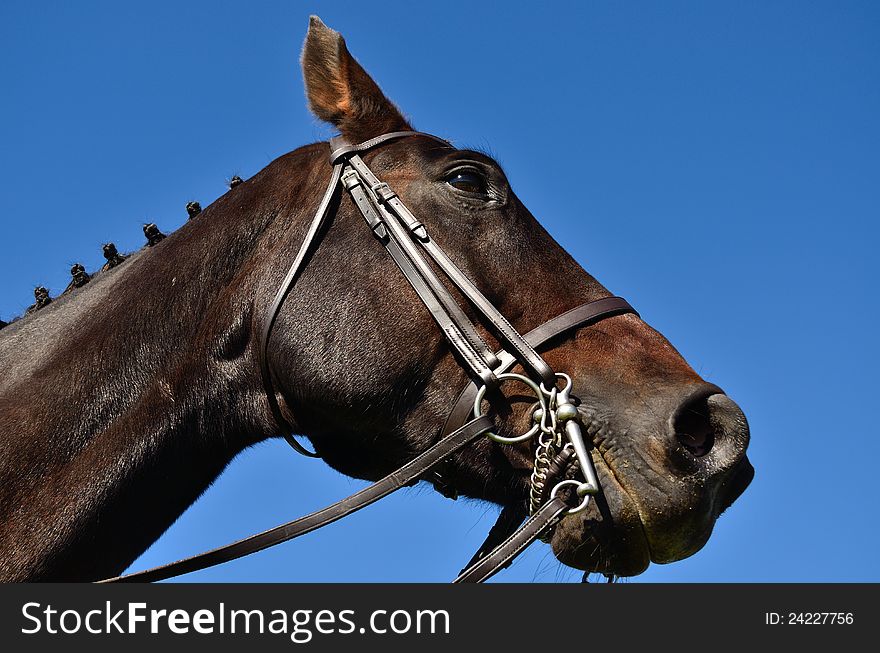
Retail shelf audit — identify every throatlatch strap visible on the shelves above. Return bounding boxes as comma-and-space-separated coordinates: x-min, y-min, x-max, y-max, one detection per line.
258, 131, 456, 453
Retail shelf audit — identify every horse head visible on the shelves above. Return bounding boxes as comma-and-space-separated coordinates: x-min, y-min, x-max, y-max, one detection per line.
260, 17, 753, 577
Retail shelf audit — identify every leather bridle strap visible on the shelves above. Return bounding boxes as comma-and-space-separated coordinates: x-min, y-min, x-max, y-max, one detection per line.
441, 296, 638, 437
257, 160, 342, 456
454, 496, 569, 583
340, 164, 501, 386
459, 504, 527, 573
341, 149, 556, 388
99, 416, 495, 583
258, 130, 461, 454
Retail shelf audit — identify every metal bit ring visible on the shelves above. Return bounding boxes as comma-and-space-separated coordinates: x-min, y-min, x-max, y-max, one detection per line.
550, 479, 593, 515
473, 372, 545, 444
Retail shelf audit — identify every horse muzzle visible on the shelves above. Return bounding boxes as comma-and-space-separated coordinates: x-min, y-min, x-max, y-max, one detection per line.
550, 384, 753, 576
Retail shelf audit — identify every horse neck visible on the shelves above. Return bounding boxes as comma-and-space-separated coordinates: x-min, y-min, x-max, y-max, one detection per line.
0, 146, 322, 580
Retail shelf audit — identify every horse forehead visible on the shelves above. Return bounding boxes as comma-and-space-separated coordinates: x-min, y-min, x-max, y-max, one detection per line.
366, 139, 501, 171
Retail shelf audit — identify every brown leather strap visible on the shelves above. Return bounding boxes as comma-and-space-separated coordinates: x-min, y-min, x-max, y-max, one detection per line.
459, 504, 527, 574
99, 416, 494, 583
258, 161, 344, 456
442, 296, 638, 437
329, 131, 450, 164
453, 496, 569, 583
259, 131, 452, 454
346, 151, 557, 387
342, 164, 500, 385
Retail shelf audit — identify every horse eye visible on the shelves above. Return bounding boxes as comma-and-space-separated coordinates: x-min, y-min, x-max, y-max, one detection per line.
445, 170, 488, 195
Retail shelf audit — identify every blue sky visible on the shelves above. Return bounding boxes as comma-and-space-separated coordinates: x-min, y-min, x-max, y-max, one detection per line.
1, 1, 877, 582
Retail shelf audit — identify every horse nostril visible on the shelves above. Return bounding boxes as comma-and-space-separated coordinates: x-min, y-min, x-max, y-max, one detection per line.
672, 393, 715, 457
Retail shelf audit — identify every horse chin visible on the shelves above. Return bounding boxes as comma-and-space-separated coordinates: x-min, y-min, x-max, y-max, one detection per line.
548, 455, 653, 577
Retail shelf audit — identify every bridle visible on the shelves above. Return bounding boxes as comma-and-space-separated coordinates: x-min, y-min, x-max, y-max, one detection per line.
101, 131, 636, 583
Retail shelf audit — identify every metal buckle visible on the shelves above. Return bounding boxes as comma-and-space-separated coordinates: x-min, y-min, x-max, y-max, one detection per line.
371, 182, 397, 203
341, 170, 361, 190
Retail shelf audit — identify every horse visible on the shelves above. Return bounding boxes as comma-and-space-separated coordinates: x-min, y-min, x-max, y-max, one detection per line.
0, 16, 753, 582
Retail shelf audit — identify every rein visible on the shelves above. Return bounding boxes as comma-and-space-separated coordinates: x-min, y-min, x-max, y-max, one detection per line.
101, 131, 636, 583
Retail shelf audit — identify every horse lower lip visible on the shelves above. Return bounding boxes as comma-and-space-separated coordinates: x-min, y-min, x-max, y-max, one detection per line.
549, 445, 653, 576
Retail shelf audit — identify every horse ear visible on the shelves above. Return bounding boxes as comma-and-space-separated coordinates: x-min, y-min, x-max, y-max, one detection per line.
301, 16, 411, 141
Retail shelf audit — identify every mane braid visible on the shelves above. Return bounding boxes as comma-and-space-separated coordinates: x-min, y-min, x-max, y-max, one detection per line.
62, 264, 91, 295
1, 194, 222, 330
143, 223, 166, 247
25, 286, 52, 314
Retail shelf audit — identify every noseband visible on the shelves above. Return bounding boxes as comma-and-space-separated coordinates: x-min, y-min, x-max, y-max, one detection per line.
103, 131, 636, 583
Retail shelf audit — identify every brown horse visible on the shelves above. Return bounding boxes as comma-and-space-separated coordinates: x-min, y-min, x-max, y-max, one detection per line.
0, 16, 752, 582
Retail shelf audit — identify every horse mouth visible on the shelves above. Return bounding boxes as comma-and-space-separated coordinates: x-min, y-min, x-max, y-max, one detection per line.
548, 446, 653, 577
548, 436, 754, 578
